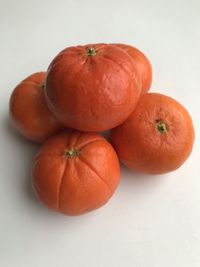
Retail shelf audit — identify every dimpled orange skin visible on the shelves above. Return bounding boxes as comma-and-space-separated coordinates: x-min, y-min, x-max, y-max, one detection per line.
111, 93, 195, 174
32, 130, 120, 216
9, 72, 64, 143
45, 43, 141, 132
114, 44, 152, 94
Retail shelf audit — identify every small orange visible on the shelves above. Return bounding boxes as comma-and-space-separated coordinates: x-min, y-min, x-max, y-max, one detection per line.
32, 130, 120, 215
114, 43, 152, 94
9, 72, 64, 143
45, 44, 141, 132
111, 93, 195, 174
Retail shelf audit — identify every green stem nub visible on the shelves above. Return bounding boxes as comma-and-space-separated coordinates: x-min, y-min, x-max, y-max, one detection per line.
156, 121, 167, 134
86, 47, 96, 56
66, 149, 80, 158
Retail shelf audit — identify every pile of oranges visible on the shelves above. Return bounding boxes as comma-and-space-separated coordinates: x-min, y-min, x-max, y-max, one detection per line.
9, 43, 195, 216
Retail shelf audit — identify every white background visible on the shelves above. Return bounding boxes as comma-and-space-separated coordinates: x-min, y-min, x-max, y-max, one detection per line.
0, 0, 200, 266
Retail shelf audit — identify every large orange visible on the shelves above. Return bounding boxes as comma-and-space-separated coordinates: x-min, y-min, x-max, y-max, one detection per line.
32, 130, 120, 215
9, 72, 64, 143
111, 93, 194, 174
114, 43, 152, 94
45, 43, 141, 132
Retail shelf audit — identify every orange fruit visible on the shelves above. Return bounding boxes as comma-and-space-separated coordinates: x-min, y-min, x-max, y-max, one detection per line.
9, 72, 64, 143
114, 43, 152, 94
45, 44, 141, 132
32, 130, 120, 215
111, 93, 195, 174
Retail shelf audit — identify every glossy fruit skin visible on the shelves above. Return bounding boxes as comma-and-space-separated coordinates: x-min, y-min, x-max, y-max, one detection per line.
9, 72, 64, 143
32, 130, 120, 215
45, 43, 141, 132
111, 93, 195, 174
114, 43, 152, 94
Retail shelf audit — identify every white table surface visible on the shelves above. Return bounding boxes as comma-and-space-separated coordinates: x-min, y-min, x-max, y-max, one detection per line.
0, 1, 200, 266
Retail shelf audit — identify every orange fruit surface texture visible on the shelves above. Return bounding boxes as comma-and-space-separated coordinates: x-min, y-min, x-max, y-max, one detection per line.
114, 43, 152, 94
9, 72, 64, 143
111, 93, 195, 175
45, 43, 141, 132
32, 130, 120, 215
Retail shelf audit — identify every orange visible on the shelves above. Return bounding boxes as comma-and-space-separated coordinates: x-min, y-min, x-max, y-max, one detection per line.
114, 43, 152, 94
111, 93, 195, 174
32, 130, 120, 215
45, 44, 141, 132
9, 72, 64, 142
